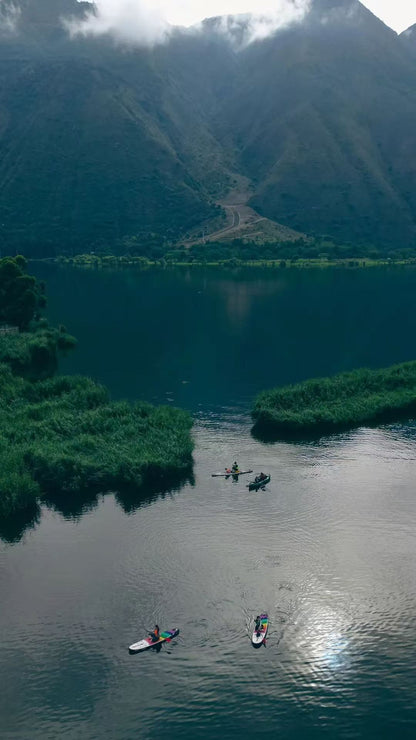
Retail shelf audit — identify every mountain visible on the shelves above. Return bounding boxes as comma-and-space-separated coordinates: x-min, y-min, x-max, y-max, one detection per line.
216, 0, 416, 247
400, 23, 416, 51
1, 0, 416, 255
0, 1, 227, 255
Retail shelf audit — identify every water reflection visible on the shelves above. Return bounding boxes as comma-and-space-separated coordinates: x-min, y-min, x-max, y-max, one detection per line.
115, 473, 194, 514
0, 502, 41, 544
0, 473, 194, 543
212, 276, 284, 327
252, 411, 416, 446
297, 605, 351, 678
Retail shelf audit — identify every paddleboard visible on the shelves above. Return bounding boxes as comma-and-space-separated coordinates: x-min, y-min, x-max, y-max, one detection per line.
251, 614, 268, 647
129, 628, 179, 653
212, 470, 253, 477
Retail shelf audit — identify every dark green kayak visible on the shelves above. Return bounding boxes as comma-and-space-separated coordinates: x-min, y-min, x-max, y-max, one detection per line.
247, 474, 271, 491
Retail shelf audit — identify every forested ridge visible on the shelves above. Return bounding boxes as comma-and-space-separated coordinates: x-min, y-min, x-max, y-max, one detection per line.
1, 0, 416, 256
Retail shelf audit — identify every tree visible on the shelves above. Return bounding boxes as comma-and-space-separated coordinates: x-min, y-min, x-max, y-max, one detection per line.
0, 256, 46, 330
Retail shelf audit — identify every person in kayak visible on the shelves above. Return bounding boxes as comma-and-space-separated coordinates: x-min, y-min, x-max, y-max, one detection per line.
150, 625, 160, 642
255, 615, 262, 635
232, 461, 239, 473
255, 472, 267, 483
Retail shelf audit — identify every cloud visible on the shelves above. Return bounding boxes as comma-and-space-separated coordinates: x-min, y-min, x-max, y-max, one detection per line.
0, 1, 21, 34
206, 1, 312, 46
65, 1, 170, 46
319, 0, 360, 27
65, 1, 311, 48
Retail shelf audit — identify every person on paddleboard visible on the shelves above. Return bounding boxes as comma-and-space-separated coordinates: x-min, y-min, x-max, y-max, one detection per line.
150, 625, 160, 642
255, 615, 261, 635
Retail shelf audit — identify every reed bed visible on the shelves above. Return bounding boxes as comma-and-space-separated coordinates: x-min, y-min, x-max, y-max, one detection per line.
0, 365, 193, 517
0, 326, 77, 380
252, 362, 416, 436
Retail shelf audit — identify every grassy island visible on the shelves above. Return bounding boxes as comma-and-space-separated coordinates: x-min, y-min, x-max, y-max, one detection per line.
0, 257, 194, 525
252, 362, 416, 437
0, 365, 193, 519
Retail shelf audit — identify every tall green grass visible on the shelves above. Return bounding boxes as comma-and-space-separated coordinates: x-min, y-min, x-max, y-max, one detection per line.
0, 364, 193, 518
252, 362, 416, 436
0, 325, 77, 380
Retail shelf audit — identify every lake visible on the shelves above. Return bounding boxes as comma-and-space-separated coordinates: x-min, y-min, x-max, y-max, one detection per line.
1, 265, 416, 739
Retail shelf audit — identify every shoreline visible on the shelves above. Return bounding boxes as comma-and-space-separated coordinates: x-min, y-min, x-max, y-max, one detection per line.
40, 255, 416, 270
0, 257, 195, 535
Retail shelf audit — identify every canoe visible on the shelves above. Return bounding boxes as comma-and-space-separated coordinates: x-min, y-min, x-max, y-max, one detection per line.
247, 474, 271, 491
251, 613, 268, 647
129, 628, 179, 653
212, 469, 253, 477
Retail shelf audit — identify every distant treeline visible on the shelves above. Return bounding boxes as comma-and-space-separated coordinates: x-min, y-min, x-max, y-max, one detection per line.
119, 232, 416, 262
252, 363, 416, 438
166, 238, 416, 263
56, 235, 416, 266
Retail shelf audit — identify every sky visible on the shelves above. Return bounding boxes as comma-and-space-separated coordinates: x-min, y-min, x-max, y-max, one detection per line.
353, 1, 416, 32
161, 2, 415, 33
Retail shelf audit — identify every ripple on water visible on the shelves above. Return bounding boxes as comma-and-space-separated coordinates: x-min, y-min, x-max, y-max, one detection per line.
2, 408, 416, 738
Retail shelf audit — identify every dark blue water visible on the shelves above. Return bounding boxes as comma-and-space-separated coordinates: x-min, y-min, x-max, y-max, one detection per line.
1, 265, 416, 739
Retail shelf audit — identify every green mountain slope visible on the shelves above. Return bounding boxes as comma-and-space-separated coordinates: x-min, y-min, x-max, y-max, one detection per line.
0, 58, 218, 254
219, 0, 416, 247
1, 0, 416, 254
0, 1, 225, 255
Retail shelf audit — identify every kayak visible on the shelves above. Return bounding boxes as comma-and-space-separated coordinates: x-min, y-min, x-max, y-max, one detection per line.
251, 614, 268, 647
212, 469, 253, 477
247, 474, 271, 491
129, 628, 179, 654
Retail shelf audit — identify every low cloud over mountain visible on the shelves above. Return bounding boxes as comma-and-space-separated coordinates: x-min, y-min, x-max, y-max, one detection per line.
65, 0, 169, 46
65, 1, 312, 48
0, 1, 21, 33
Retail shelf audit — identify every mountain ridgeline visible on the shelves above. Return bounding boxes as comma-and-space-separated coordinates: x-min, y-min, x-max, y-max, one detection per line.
1, 0, 416, 256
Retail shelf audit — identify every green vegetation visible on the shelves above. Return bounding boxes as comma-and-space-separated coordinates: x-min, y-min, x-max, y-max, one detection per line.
252, 363, 416, 437
2, 1, 416, 256
55, 246, 416, 271
0, 255, 46, 329
0, 256, 194, 526
165, 239, 416, 265
0, 364, 193, 519
0, 324, 77, 380
0, 256, 76, 378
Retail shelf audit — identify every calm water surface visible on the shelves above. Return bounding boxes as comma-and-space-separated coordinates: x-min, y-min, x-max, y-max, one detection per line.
1, 266, 416, 739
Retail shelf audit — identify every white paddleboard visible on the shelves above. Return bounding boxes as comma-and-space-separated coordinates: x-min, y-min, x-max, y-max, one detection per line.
129, 628, 179, 653
251, 614, 268, 646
